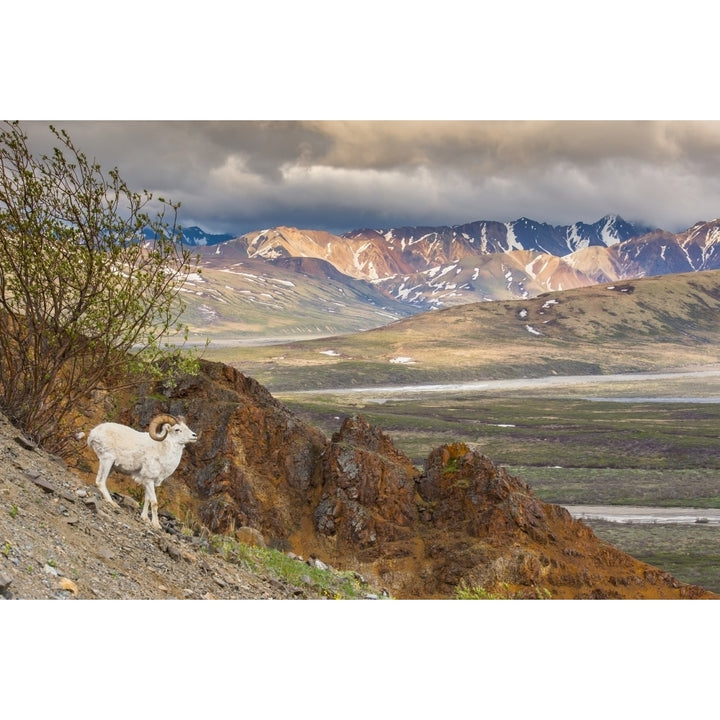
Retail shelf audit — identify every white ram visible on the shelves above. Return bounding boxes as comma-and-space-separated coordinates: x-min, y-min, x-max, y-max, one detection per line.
87, 414, 198, 529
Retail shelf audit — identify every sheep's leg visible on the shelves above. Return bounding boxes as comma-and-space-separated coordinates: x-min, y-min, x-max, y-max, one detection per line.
94, 457, 119, 507
140, 491, 150, 522
141, 481, 161, 529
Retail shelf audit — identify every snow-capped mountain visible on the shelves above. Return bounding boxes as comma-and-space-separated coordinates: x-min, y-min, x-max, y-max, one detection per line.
178, 226, 236, 246
346, 214, 650, 261
142, 225, 235, 246
212, 215, 649, 283
188, 215, 720, 318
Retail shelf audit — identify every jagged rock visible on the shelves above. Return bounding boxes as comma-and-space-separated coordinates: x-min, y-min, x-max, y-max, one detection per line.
57, 577, 78, 596
84, 497, 100, 512
307, 557, 329, 571
14, 435, 37, 451
315, 415, 419, 559
118, 494, 140, 510
234, 526, 266, 547
21, 473, 76, 504
159, 538, 182, 561
129, 361, 327, 543
30, 476, 55, 494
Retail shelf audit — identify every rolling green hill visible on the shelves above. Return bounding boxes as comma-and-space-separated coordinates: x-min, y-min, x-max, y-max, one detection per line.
210, 269, 720, 390
175, 255, 416, 346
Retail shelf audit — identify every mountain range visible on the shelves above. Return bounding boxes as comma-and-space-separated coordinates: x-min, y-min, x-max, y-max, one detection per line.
178, 215, 720, 339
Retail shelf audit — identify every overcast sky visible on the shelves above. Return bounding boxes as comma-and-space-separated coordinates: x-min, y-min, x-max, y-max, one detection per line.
19, 120, 720, 236
7, 5, 720, 237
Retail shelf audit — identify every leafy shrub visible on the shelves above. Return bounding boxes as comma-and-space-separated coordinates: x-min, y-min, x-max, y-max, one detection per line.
0, 122, 200, 452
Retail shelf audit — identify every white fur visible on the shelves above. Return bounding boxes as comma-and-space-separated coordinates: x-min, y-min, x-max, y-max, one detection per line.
87, 418, 197, 528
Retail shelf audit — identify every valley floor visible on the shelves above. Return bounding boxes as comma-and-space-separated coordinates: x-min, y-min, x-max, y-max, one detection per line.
278, 366, 720, 400
566, 505, 720, 525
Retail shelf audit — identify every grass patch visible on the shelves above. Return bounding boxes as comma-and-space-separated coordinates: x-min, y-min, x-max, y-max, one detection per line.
510, 467, 720, 508
209, 534, 381, 599
581, 520, 720, 594
276, 392, 720, 471
456, 580, 552, 600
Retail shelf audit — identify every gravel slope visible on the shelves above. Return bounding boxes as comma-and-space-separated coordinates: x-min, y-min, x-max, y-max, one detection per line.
0, 412, 332, 600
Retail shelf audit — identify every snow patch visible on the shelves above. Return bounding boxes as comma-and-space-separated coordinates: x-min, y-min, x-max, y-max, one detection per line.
566, 224, 589, 252
601, 216, 622, 246
525, 325, 542, 336
504, 223, 523, 251
197, 305, 219, 322
389, 356, 416, 364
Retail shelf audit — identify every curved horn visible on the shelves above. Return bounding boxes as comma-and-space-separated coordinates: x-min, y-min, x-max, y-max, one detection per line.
148, 414, 178, 441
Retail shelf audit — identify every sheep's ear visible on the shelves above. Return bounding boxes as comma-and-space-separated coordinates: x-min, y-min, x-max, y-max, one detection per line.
177, 415, 187, 423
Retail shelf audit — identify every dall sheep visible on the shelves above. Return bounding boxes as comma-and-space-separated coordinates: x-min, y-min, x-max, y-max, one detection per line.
87, 414, 198, 529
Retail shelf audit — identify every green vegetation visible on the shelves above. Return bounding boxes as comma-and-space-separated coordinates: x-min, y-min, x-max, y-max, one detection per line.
456, 580, 551, 599
0, 121, 200, 453
443, 456, 461, 474
509, 467, 720, 508
584, 521, 720, 592
209, 534, 382, 599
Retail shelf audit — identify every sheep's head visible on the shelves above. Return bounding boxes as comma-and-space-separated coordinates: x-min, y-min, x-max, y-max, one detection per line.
148, 414, 198, 444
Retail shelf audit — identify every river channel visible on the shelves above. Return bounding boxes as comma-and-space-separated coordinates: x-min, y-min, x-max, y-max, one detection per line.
286, 368, 720, 401
565, 505, 720, 525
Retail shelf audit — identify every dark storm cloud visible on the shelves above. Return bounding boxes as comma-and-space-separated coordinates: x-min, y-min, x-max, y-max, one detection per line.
17, 121, 720, 235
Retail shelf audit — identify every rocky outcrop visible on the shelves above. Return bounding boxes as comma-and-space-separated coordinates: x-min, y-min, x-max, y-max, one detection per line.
129, 362, 327, 546
73, 360, 716, 600
315, 416, 419, 557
